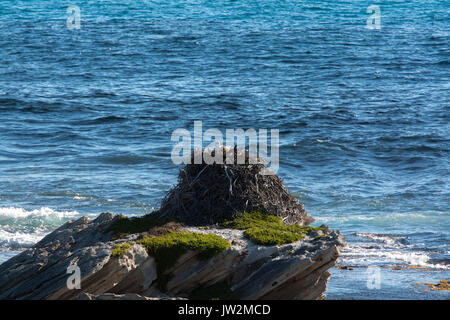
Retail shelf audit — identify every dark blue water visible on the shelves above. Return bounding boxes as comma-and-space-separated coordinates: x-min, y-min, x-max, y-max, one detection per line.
0, 1, 449, 299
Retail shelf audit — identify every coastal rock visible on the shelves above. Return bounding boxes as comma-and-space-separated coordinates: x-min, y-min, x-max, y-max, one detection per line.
77, 292, 186, 300
0, 214, 345, 300
48, 243, 154, 299
0, 212, 115, 300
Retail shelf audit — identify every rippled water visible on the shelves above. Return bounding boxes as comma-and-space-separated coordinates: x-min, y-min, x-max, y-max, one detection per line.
0, 1, 449, 299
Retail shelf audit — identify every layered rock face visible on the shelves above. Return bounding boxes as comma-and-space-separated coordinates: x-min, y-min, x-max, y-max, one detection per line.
0, 213, 345, 300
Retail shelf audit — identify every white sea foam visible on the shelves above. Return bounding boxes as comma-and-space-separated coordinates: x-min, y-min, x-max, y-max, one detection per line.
355, 232, 407, 247
314, 211, 448, 225
0, 207, 81, 250
341, 245, 450, 270
73, 196, 88, 201
0, 207, 79, 219
0, 229, 47, 249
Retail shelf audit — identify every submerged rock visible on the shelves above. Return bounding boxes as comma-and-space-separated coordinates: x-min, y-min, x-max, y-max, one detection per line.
0, 212, 345, 300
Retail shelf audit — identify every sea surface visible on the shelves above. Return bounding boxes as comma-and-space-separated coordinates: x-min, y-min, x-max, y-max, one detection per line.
0, 1, 449, 299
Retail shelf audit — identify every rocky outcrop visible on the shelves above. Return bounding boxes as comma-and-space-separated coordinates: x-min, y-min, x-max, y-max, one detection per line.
0, 213, 345, 300
77, 293, 186, 300
0, 213, 115, 300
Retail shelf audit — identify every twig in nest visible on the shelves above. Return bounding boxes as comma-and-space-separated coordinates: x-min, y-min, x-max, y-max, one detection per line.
156, 146, 312, 226
224, 165, 233, 196
189, 165, 209, 188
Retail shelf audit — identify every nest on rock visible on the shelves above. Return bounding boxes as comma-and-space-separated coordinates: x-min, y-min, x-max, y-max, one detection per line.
154, 146, 314, 226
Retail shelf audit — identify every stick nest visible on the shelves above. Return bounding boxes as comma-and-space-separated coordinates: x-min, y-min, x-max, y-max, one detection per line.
154, 146, 314, 226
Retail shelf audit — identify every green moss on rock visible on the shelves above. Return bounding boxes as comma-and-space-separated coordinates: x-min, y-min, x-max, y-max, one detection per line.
106, 215, 169, 240
138, 231, 230, 290
221, 211, 321, 246
111, 243, 131, 257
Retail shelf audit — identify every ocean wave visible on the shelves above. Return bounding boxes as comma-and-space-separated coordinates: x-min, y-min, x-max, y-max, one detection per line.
0, 207, 82, 251
0, 228, 46, 250
0, 207, 81, 235
0, 97, 23, 108
0, 207, 79, 220
355, 232, 409, 247
94, 154, 153, 165
314, 211, 449, 225
73, 196, 89, 201
341, 245, 450, 270
74, 116, 128, 126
